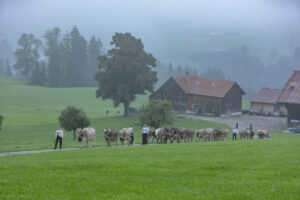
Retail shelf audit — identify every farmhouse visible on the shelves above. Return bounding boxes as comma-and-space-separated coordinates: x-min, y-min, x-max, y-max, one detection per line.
277, 71, 300, 126
150, 75, 245, 114
251, 88, 286, 113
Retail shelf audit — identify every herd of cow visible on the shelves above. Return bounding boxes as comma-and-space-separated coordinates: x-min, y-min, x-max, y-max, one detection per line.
103, 127, 271, 147
75, 126, 270, 148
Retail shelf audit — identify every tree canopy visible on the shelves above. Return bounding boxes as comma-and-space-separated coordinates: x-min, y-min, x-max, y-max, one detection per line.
138, 100, 173, 129
58, 106, 90, 140
14, 33, 42, 79
95, 32, 157, 116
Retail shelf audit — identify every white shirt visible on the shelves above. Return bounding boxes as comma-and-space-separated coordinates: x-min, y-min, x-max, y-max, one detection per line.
129, 127, 133, 133
233, 129, 238, 134
142, 127, 149, 134
55, 129, 64, 138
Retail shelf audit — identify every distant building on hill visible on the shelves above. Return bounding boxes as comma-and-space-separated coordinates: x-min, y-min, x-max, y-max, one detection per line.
150, 75, 245, 115
277, 71, 300, 126
251, 88, 286, 113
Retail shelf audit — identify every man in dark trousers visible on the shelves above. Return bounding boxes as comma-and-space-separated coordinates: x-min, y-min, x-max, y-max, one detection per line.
249, 123, 254, 139
54, 127, 64, 149
232, 129, 238, 140
235, 121, 239, 129
129, 124, 134, 145
142, 124, 149, 145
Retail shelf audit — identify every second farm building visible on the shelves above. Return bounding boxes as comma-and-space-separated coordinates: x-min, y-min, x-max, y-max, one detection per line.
150, 75, 245, 115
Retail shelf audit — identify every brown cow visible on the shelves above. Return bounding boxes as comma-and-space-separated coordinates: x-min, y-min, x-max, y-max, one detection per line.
104, 128, 118, 146
257, 130, 270, 139
239, 129, 250, 139
195, 129, 205, 142
185, 128, 195, 142
213, 129, 228, 141
147, 130, 156, 143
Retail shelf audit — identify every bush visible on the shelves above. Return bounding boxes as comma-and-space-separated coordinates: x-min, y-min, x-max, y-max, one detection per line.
212, 107, 221, 117
138, 100, 173, 129
58, 106, 90, 140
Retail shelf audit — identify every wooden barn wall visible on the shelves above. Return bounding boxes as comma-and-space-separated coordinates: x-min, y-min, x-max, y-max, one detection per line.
285, 103, 300, 126
251, 102, 275, 112
221, 84, 243, 114
150, 78, 187, 111
187, 95, 221, 113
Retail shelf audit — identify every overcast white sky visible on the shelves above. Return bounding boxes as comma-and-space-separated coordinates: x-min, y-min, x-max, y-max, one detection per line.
0, 0, 299, 62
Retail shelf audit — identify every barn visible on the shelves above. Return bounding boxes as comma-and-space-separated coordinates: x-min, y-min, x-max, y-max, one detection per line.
150, 75, 245, 114
251, 88, 286, 114
277, 71, 300, 126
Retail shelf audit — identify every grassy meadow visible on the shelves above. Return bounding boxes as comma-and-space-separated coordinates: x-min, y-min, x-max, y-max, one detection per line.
0, 76, 228, 152
0, 134, 300, 200
1, 76, 300, 199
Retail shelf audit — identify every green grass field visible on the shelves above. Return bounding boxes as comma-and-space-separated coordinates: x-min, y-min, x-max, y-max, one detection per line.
1, 76, 300, 199
0, 76, 228, 152
0, 134, 300, 200
242, 100, 250, 109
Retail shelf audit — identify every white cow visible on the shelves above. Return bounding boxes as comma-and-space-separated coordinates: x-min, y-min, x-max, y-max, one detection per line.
119, 128, 131, 145
76, 127, 96, 148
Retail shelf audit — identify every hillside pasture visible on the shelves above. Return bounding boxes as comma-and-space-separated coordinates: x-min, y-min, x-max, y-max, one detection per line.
0, 76, 229, 152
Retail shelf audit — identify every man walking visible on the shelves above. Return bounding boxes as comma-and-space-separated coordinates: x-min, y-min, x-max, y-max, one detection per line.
54, 126, 64, 149
129, 124, 134, 145
235, 121, 239, 129
142, 124, 149, 145
232, 129, 238, 141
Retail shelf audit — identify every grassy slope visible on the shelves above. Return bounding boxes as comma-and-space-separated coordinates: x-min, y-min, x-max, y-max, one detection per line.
0, 76, 144, 151
242, 100, 250, 109
0, 76, 228, 152
0, 133, 299, 200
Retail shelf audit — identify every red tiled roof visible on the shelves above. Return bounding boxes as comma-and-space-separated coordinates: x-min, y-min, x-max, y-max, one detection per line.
173, 75, 242, 98
278, 71, 300, 104
251, 88, 281, 104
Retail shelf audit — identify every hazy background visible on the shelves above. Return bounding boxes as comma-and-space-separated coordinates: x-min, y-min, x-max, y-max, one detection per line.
1, 0, 300, 94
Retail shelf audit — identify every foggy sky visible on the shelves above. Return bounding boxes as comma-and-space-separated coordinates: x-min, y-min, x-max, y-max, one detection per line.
0, 0, 299, 63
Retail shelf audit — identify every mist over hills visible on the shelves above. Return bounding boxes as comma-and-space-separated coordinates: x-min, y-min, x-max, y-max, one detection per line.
0, 0, 299, 91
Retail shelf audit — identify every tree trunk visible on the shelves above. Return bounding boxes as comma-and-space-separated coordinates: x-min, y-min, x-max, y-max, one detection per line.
73, 130, 76, 141
124, 102, 129, 117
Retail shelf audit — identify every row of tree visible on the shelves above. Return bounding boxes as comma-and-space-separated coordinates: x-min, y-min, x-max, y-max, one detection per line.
190, 45, 300, 91
0, 58, 13, 77
14, 26, 103, 87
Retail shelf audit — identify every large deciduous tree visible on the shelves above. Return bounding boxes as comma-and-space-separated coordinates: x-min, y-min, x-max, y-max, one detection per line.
95, 32, 157, 116
14, 33, 42, 80
58, 106, 90, 140
138, 100, 173, 129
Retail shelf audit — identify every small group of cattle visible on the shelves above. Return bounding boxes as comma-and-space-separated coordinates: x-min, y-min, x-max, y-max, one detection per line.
75, 127, 270, 148
237, 129, 270, 139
